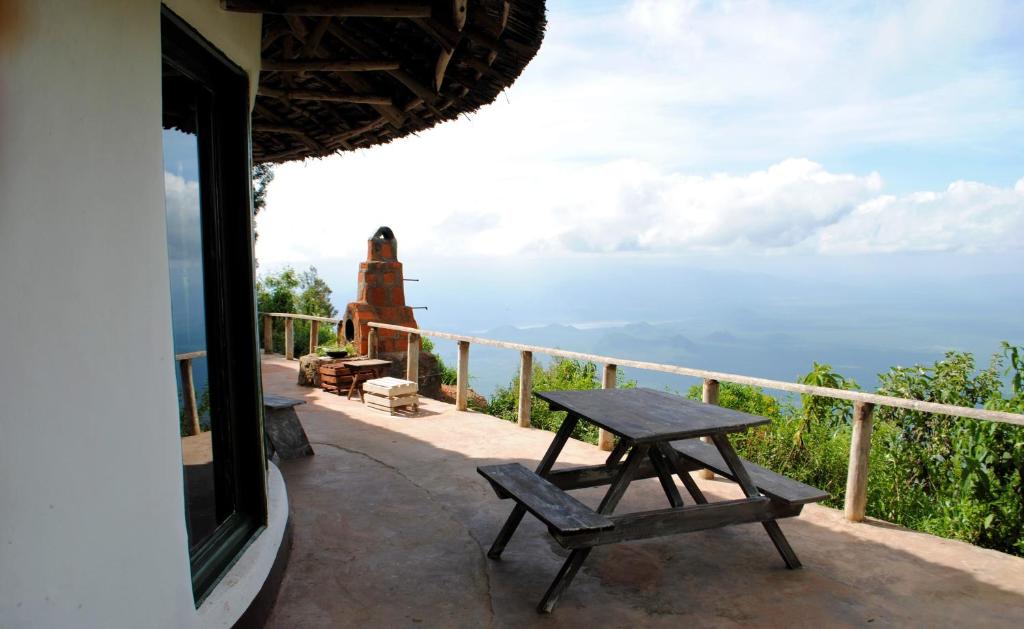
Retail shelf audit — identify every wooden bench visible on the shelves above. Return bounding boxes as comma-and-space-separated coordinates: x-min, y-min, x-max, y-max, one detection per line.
671, 439, 827, 505
478, 463, 614, 535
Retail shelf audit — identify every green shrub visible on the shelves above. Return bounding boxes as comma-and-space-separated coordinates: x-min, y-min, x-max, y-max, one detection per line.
491, 357, 635, 445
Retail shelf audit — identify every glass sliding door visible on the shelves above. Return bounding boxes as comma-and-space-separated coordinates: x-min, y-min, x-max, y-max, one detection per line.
160, 7, 266, 603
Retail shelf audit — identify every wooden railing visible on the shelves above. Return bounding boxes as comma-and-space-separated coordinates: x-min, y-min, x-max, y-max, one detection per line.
175, 350, 207, 436
365, 321, 1024, 523
261, 312, 343, 360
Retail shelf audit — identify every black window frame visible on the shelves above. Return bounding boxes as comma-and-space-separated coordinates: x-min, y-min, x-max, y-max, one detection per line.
161, 6, 267, 604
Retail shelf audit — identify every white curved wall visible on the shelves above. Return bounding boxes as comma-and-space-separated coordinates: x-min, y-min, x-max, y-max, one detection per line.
0, 2, 270, 627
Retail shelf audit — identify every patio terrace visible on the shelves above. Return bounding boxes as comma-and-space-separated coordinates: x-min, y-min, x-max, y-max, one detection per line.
258, 355, 1024, 628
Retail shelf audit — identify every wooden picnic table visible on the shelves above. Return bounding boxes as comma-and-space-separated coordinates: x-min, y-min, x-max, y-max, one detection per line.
478, 387, 828, 613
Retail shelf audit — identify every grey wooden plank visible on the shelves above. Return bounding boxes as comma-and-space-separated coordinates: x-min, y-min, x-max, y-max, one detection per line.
537, 388, 770, 443
672, 438, 828, 506
478, 464, 614, 534
552, 497, 806, 550
262, 393, 305, 409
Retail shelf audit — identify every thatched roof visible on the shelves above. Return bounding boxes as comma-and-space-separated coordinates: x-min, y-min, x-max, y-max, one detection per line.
223, 1, 546, 163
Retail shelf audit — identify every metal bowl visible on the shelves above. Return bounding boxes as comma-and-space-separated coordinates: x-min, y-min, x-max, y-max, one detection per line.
326, 350, 348, 359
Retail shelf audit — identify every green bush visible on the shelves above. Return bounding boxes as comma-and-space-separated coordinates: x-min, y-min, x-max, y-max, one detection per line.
490, 358, 635, 445
256, 266, 337, 357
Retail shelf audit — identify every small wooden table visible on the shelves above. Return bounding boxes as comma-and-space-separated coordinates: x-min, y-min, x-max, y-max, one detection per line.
319, 358, 392, 399
478, 388, 827, 613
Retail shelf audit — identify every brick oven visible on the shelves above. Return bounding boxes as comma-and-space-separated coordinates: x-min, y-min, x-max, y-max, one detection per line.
342, 226, 419, 355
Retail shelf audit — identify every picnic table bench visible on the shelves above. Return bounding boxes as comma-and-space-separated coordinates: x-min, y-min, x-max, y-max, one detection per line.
477, 387, 827, 613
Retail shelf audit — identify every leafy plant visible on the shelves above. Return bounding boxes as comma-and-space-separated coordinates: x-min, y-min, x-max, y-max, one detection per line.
490, 358, 635, 445
256, 266, 337, 356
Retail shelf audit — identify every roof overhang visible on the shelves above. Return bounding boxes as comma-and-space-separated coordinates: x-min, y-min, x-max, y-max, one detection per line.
222, 1, 547, 163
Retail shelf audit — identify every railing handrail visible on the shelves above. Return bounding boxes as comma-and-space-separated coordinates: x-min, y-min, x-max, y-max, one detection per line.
262, 311, 341, 324
367, 321, 1024, 427
175, 350, 207, 361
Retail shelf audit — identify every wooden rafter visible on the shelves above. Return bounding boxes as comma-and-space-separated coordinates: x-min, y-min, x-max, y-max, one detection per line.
258, 86, 393, 106
222, 1, 432, 18
262, 59, 400, 72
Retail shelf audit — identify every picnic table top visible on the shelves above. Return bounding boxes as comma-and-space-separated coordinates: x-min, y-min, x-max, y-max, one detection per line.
536, 388, 770, 443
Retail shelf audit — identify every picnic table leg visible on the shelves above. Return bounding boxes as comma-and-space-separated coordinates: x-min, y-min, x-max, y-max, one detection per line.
709, 434, 801, 569
605, 439, 629, 466
648, 448, 684, 507
656, 443, 708, 504
487, 414, 581, 559
537, 443, 651, 613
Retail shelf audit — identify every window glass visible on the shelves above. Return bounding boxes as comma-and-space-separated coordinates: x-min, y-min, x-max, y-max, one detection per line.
162, 68, 223, 552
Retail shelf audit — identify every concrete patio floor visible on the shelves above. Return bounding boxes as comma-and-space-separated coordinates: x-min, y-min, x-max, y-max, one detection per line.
260, 355, 1024, 628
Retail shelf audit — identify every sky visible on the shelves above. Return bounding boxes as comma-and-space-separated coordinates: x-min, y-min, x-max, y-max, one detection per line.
257, 0, 1024, 266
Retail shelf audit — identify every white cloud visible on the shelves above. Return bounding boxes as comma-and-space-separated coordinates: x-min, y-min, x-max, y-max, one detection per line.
815, 178, 1024, 254
255, 1, 1024, 265
256, 153, 1022, 263
164, 171, 200, 262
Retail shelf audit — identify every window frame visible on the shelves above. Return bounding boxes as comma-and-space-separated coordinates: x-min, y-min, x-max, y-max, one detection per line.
161, 6, 267, 604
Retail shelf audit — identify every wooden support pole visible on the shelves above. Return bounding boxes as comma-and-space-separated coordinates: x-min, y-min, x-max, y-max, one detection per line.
456, 340, 470, 411
407, 333, 420, 385
517, 350, 533, 427
367, 326, 378, 358
309, 319, 319, 355
179, 358, 201, 437
336, 321, 344, 346
284, 317, 294, 360
699, 379, 720, 479
845, 401, 875, 522
263, 314, 273, 353
598, 364, 617, 451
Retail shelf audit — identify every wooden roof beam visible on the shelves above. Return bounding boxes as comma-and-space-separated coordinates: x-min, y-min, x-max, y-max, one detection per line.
262, 59, 401, 72
326, 22, 446, 117
259, 86, 393, 106
222, 1, 432, 17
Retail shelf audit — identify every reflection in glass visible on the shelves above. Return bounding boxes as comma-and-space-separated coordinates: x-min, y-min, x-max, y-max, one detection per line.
163, 65, 222, 551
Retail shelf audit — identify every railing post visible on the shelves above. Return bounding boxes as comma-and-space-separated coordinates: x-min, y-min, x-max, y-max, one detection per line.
407, 332, 420, 385
284, 317, 294, 360
845, 401, 875, 522
367, 326, 378, 358
598, 364, 617, 451
699, 378, 720, 479
456, 340, 470, 411
263, 314, 273, 354
309, 319, 320, 355
517, 350, 533, 427
179, 358, 201, 437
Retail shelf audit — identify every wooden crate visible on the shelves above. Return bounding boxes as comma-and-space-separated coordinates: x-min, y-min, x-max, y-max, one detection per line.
319, 363, 356, 396
362, 377, 418, 415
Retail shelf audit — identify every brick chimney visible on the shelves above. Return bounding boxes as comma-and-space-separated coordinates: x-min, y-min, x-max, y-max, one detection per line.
342, 226, 419, 355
